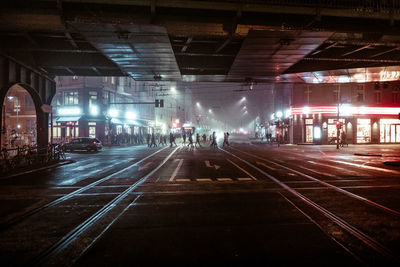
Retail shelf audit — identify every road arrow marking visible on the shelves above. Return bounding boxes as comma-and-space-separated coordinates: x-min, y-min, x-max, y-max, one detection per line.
256, 161, 276, 171
138, 162, 152, 171
205, 160, 220, 170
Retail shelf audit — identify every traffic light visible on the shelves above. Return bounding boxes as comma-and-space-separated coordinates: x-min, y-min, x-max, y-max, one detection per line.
155, 99, 164, 108
276, 130, 280, 135
336, 120, 342, 129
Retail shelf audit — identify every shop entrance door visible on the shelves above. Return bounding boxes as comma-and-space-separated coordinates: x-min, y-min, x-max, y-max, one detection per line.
306, 125, 313, 143
390, 124, 400, 143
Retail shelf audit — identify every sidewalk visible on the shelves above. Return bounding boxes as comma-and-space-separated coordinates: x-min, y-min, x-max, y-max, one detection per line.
0, 160, 74, 179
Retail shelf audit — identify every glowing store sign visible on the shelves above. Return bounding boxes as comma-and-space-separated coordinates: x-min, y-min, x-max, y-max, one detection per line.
291, 106, 400, 115
380, 70, 400, 81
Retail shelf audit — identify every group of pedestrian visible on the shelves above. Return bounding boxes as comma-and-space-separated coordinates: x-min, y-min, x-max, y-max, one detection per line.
147, 130, 231, 149
147, 133, 168, 147
106, 133, 145, 146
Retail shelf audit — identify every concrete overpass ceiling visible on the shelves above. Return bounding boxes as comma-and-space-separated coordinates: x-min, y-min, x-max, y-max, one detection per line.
1, 0, 400, 81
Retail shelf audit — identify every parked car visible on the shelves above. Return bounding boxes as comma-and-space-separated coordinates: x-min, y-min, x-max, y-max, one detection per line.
65, 137, 102, 152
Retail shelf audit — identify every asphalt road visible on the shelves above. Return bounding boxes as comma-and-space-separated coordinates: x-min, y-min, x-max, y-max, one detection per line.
1, 137, 400, 266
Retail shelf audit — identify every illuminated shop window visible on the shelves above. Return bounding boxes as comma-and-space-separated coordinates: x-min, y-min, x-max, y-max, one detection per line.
357, 119, 371, 143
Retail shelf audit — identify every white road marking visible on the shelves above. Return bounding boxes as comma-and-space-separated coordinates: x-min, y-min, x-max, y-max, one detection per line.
169, 159, 184, 182
288, 173, 296, 176
197, 178, 212, 182
70, 162, 100, 171
256, 161, 276, 171
176, 178, 191, 182
205, 160, 221, 170
237, 178, 253, 181
333, 160, 400, 174
227, 159, 257, 180
217, 178, 232, 182
307, 161, 363, 175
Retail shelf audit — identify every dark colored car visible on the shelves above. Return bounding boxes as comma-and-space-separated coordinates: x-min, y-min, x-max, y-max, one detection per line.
65, 137, 102, 152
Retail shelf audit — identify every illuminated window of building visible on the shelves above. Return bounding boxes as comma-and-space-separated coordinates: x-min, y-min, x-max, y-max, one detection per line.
89, 91, 98, 108
357, 119, 371, 143
333, 88, 339, 102
374, 91, 382, 104
392, 89, 400, 103
64, 91, 79, 105
103, 91, 109, 104
356, 85, 365, 102
303, 87, 312, 104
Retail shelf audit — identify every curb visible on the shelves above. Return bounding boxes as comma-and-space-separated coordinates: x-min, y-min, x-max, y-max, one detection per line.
1, 160, 75, 179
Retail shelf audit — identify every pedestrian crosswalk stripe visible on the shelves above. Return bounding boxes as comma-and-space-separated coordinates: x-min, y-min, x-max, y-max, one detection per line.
196, 178, 212, 182
237, 177, 253, 181
176, 178, 191, 182
217, 178, 232, 181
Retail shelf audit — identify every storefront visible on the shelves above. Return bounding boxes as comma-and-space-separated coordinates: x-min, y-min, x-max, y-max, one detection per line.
380, 119, 400, 143
291, 106, 400, 144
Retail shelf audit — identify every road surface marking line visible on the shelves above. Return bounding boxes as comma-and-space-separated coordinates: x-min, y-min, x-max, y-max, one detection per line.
205, 160, 221, 170
169, 159, 184, 182
307, 160, 361, 175
288, 173, 296, 176
176, 178, 191, 182
256, 161, 276, 170
333, 160, 400, 174
217, 178, 232, 182
237, 178, 252, 181
227, 158, 257, 180
197, 178, 212, 182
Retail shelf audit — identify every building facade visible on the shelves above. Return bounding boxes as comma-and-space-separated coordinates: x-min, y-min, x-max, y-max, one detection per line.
51, 76, 155, 144
290, 81, 400, 144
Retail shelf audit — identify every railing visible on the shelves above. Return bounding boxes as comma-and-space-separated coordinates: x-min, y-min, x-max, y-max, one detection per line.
0, 144, 66, 174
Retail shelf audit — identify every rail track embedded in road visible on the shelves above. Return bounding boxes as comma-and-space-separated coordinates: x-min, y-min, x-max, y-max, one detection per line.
220, 147, 399, 264
30, 146, 180, 266
0, 146, 169, 231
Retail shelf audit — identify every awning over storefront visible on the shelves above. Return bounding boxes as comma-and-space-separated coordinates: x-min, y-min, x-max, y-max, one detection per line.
55, 116, 81, 122
111, 118, 124, 124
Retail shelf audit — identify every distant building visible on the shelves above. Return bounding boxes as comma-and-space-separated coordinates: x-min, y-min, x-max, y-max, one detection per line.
290, 81, 400, 144
51, 76, 155, 144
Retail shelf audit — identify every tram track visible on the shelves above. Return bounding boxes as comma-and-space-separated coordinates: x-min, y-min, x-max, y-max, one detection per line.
231, 147, 400, 217
30, 146, 180, 266
221, 147, 400, 264
0, 146, 169, 231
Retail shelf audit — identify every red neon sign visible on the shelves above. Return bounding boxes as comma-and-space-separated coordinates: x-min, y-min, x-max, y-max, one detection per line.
291, 106, 400, 115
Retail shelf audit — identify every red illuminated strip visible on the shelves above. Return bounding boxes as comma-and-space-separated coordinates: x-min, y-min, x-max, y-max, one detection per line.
291, 106, 400, 115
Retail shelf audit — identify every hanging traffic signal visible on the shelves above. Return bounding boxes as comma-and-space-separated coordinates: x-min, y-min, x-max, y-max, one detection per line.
155, 99, 164, 108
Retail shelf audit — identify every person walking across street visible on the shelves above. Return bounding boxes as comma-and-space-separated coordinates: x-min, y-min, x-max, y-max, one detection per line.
195, 133, 202, 148
169, 132, 176, 147
210, 131, 217, 148
150, 132, 157, 147
223, 132, 230, 147
182, 131, 187, 145
187, 131, 194, 148
146, 133, 151, 147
